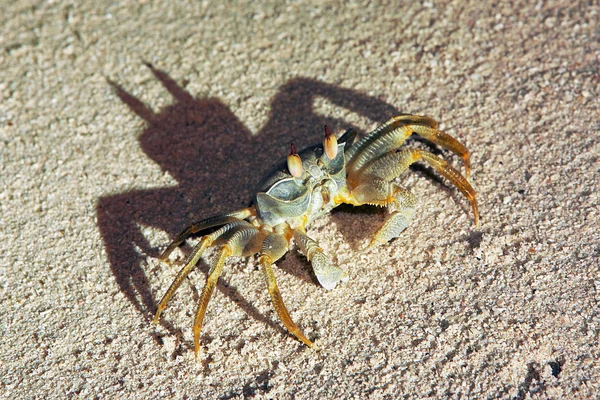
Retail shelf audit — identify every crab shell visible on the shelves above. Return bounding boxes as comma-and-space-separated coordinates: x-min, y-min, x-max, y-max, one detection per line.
254, 130, 355, 229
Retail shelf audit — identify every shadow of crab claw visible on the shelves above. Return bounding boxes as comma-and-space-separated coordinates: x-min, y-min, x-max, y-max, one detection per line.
312, 251, 349, 290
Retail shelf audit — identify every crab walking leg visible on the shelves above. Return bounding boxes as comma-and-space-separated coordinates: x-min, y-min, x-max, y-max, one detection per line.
159, 207, 255, 260
352, 148, 479, 225
258, 233, 316, 348
153, 221, 253, 324
408, 123, 472, 180
292, 228, 348, 290
346, 114, 437, 168
192, 226, 260, 357
346, 114, 472, 179
192, 246, 230, 357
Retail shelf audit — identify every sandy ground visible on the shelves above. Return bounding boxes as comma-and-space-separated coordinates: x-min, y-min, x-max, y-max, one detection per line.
1, 0, 599, 398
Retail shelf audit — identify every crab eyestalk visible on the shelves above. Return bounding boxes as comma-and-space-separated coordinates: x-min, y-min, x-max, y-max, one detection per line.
287, 143, 303, 177
323, 125, 338, 160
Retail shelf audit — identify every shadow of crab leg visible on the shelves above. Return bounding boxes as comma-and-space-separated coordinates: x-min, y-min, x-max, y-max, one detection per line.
292, 228, 348, 290
153, 220, 253, 325
356, 148, 479, 226
192, 226, 260, 357
159, 207, 255, 260
346, 114, 472, 179
258, 233, 317, 349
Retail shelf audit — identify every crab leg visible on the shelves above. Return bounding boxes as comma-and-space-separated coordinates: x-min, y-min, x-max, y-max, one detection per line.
346, 114, 472, 179
192, 226, 261, 357
153, 220, 254, 325
341, 148, 478, 245
409, 121, 472, 179
365, 148, 478, 224
292, 228, 348, 290
258, 233, 316, 348
159, 207, 255, 260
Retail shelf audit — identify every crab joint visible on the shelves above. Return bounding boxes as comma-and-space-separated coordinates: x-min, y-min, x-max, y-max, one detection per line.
287, 143, 303, 177
323, 125, 338, 160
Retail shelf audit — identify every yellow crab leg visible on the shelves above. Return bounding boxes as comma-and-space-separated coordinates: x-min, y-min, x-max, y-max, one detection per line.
153, 220, 253, 325
372, 149, 478, 225
409, 122, 472, 180
258, 233, 317, 349
192, 245, 230, 357
159, 207, 255, 260
346, 114, 472, 179
346, 148, 479, 225
192, 226, 260, 357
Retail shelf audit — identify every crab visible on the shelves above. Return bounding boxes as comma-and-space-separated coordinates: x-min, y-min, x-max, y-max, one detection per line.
152, 114, 479, 357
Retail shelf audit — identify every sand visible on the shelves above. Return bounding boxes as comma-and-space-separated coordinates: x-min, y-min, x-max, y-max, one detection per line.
1, 0, 599, 398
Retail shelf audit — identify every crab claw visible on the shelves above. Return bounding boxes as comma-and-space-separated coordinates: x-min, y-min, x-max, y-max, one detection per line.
287, 143, 303, 177
311, 251, 349, 290
323, 125, 338, 160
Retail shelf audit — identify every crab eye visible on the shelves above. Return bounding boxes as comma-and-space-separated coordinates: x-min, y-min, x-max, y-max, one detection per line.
323, 125, 338, 160
287, 143, 303, 177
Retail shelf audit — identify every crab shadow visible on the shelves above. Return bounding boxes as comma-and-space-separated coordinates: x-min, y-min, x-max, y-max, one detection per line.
97, 64, 403, 348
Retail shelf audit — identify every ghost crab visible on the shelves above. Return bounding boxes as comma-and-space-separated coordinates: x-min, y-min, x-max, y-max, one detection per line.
153, 114, 479, 356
